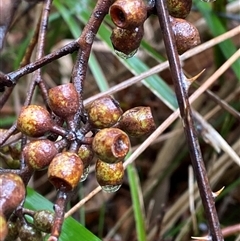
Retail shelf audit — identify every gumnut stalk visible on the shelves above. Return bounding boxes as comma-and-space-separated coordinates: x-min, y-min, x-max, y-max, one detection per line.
48, 83, 79, 120
87, 95, 123, 129
170, 16, 201, 55
0, 173, 25, 241
167, 0, 192, 19
92, 128, 130, 164
118, 106, 155, 137
23, 139, 58, 170
17, 105, 53, 137
110, 25, 144, 58
48, 152, 83, 191
109, 0, 147, 29
95, 159, 124, 193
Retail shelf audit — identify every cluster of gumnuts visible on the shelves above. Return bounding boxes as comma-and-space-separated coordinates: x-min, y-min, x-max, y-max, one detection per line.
0, 0, 200, 239
109, 0, 200, 57
0, 82, 155, 240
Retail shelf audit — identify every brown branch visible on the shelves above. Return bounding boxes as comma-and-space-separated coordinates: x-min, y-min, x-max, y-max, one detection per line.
155, 0, 223, 240
48, 190, 71, 241
71, 0, 114, 130
0, 41, 79, 89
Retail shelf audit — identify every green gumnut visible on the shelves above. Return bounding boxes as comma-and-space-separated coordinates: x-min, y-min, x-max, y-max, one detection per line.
18, 223, 43, 241
167, 0, 192, 19
4, 221, 19, 241
33, 210, 54, 233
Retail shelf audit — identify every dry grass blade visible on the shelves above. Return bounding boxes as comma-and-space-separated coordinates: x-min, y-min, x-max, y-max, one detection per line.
157, 140, 239, 235
194, 111, 240, 166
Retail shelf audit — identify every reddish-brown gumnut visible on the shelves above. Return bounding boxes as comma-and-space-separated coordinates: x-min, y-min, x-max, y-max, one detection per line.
17, 105, 53, 137
95, 159, 124, 193
23, 140, 58, 170
110, 25, 144, 58
109, 0, 147, 29
48, 152, 83, 191
0, 173, 25, 218
48, 83, 79, 119
118, 106, 155, 137
167, 0, 192, 19
0, 173, 25, 241
87, 95, 123, 129
170, 16, 201, 55
92, 128, 130, 164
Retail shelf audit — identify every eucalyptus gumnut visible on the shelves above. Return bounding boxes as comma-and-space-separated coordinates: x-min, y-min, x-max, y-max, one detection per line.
77, 144, 94, 168
48, 83, 79, 119
1, 154, 20, 169
87, 95, 123, 129
109, 0, 147, 29
92, 128, 130, 164
170, 16, 201, 55
110, 25, 144, 58
48, 152, 83, 191
4, 221, 19, 241
17, 105, 53, 137
0, 173, 25, 241
167, 0, 192, 19
18, 223, 43, 241
0, 173, 25, 219
0, 214, 7, 241
23, 139, 58, 170
33, 210, 54, 233
95, 159, 124, 193
9, 141, 21, 160
118, 106, 155, 137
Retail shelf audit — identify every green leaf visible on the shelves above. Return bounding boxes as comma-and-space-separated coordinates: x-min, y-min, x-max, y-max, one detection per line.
127, 163, 147, 241
24, 187, 101, 241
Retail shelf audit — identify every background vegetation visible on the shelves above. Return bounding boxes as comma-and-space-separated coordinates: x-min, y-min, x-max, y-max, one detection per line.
0, 0, 239, 240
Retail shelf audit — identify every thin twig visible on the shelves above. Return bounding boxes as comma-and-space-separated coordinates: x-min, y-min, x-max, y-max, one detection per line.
71, 0, 113, 131
155, 0, 223, 239
0, 14, 239, 91
48, 190, 70, 241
